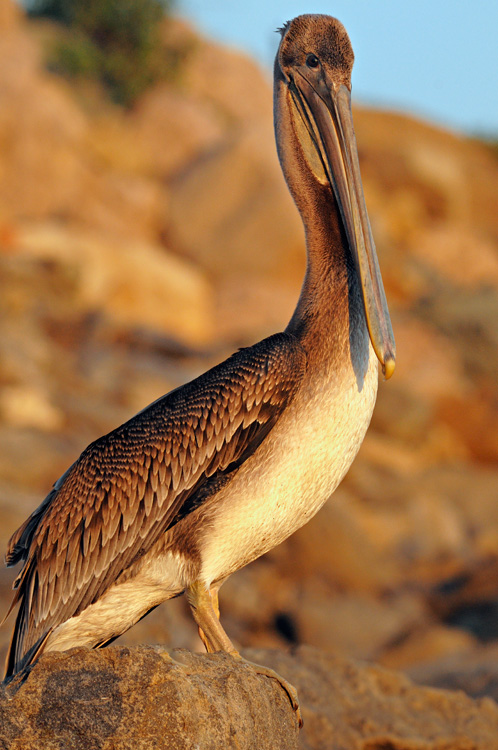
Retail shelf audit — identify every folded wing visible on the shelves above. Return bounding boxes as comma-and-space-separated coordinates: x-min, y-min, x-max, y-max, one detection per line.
4, 332, 307, 677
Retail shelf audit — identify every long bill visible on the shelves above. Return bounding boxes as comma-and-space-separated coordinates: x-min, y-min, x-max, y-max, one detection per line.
292, 73, 396, 378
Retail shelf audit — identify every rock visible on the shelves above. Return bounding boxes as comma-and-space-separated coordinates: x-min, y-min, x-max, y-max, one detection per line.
0, 646, 300, 750
411, 226, 498, 289
0, 383, 63, 431
271, 494, 397, 595
290, 588, 426, 661
342, 460, 498, 579
17, 222, 214, 346
2, 645, 498, 749
408, 642, 498, 702
380, 624, 477, 671
0, 0, 21, 30
130, 85, 225, 179
255, 646, 498, 749
72, 165, 166, 245
383, 317, 469, 406
352, 107, 497, 238
0, 6, 88, 222
427, 557, 498, 644
168, 120, 303, 282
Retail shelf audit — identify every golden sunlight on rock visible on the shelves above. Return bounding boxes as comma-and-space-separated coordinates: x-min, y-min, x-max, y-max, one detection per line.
0, 384, 63, 431
18, 223, 214, 345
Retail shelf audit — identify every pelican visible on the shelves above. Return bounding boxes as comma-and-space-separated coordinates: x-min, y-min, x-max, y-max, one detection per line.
3, 14, 395, 721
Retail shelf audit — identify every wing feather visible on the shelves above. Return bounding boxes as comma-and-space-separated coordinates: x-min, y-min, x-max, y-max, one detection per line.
4, 332, 306, 676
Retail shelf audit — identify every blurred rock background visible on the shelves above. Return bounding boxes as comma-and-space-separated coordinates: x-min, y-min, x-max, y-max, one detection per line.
0, 0, 497, 704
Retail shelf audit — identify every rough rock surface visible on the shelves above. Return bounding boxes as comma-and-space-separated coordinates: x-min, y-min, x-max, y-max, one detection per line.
258, 647, 498, 750
0, 647, 300, 750
2, 646, 498, 749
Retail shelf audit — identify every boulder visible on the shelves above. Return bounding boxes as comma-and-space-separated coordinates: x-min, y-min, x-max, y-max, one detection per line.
17, 222, 214, 346
1, 645, 498, 749
0, 646, 300, 750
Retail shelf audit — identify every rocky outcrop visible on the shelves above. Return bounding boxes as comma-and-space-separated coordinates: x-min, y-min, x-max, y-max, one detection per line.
1, 646, 498, 749
0, 646, 299, 750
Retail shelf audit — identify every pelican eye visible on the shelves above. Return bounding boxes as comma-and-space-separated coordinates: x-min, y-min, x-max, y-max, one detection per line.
306, 53, 320, 69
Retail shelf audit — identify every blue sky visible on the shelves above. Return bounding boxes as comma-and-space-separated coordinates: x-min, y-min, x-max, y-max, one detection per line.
179, 1, 498, 137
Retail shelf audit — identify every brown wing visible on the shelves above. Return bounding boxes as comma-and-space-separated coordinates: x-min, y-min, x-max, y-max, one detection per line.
4, 332, 307, 677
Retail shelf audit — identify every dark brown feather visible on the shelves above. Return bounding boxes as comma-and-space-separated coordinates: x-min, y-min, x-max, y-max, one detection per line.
4, 332, 306, 677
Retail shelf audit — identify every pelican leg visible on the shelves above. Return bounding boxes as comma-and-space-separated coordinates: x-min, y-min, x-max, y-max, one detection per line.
186, 580, 302, 727
210, 583, 221, 619
186, 580, 234, 653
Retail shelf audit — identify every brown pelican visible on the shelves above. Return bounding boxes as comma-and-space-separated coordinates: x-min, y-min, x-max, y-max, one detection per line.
3, 14, 395, 721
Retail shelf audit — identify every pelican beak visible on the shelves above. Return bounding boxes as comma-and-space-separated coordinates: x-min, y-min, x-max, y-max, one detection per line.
292, 74, 395, 378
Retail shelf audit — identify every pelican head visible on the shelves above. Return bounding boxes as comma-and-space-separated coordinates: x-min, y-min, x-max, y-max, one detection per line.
275, 15, 395, 378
